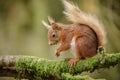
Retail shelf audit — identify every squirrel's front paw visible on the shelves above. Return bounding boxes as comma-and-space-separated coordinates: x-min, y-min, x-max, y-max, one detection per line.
55, 50, 60, 57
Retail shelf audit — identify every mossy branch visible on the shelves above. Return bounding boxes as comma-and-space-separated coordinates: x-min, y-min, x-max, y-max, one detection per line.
61, 73, 105, 80
0, 53, 120, 79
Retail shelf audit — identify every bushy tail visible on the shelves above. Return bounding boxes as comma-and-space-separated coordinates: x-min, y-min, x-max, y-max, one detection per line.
62, 0, 106, 47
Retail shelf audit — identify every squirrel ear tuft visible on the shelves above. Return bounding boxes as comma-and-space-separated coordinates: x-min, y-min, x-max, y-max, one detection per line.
48, 16, 55, 24
42, 20, 51, 29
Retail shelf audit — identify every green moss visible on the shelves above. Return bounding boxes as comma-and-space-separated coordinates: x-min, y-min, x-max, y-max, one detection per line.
14, 53, 120, 79
15, 56, 65, 79
61, 73, 106, 80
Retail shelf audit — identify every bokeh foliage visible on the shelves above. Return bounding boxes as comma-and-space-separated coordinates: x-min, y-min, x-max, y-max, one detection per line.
0, 0, 120, 80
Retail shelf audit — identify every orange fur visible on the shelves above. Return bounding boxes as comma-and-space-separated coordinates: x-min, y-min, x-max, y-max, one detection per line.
47, 23, 98, 66
42, 0, 106, 66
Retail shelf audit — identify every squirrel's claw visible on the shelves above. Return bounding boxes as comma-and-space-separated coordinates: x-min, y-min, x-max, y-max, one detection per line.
68, 58, 80, 67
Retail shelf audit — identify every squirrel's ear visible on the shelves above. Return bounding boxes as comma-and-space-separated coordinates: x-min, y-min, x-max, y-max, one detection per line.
48, 16, 55, 24
42, 20, 51, 29
52, 23, 62, 30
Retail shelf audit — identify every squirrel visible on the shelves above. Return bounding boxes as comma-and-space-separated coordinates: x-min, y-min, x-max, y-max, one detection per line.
42, 0, 106, 66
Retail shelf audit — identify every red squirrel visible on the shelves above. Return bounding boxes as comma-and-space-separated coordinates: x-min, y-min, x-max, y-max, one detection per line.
42, 0, 106, 66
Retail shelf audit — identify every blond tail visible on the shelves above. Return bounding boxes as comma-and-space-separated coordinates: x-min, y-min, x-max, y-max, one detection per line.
62, 0, 106, 47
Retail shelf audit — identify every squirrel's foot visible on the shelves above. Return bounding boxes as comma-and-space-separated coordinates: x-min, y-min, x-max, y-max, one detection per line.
68, 58, 80, 67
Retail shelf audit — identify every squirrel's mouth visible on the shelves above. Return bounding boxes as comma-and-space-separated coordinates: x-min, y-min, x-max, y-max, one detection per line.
49, 41, 58, 45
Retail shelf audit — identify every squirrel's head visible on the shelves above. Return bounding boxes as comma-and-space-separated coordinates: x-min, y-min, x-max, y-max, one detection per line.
42, 17, 62, 45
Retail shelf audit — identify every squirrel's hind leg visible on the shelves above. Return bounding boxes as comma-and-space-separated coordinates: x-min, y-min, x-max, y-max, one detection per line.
65, 37, 82, 66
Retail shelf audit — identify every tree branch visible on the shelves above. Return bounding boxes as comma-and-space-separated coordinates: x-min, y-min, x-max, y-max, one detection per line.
61, 73, 105, 80
0, 53, 120, 79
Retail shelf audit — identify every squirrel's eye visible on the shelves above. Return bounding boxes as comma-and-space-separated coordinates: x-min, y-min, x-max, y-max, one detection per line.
52, 33, 56, 38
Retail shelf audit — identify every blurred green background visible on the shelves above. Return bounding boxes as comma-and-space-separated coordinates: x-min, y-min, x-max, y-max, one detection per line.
0, 0, 120, 80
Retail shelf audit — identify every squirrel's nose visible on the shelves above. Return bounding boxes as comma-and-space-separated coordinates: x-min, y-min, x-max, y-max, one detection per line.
49, 42, 53, 45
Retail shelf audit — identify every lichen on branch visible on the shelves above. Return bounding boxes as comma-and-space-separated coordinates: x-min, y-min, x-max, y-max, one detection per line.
61, 73, 106, 80
0, 52, 120, 79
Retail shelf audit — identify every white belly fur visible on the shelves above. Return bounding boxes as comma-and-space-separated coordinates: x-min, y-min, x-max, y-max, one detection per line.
70, 37, 77, 57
